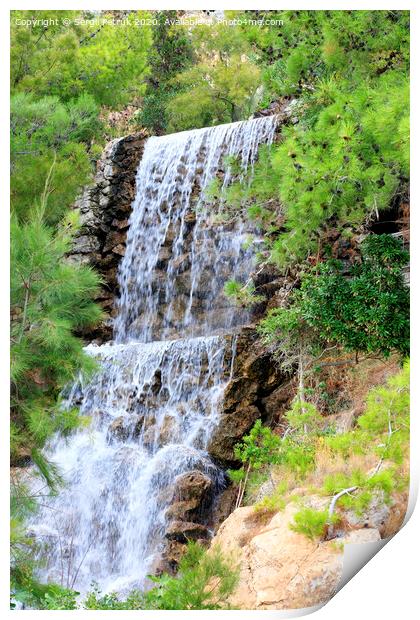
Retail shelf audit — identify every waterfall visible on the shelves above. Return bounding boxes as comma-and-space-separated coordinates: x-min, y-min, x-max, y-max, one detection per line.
29, 115, 278, 594
114, 115, 278, 342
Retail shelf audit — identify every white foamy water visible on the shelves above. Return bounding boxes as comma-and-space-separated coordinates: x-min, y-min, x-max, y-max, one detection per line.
29, 115, 278, 594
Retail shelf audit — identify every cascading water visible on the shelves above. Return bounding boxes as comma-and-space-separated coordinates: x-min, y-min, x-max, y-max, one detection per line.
29, 115, 278, 594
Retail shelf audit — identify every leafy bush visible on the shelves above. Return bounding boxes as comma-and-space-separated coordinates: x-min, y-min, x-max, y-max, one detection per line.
260, 235, 409, 359
291, 507, 338, 541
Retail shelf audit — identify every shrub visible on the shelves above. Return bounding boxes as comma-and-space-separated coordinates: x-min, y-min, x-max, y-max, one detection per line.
291, 507, 338, 541
37, 543, 238, 610
260, 235, 409, 360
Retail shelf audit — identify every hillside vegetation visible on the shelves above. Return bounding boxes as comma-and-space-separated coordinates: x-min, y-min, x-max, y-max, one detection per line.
10, 10, 409, 609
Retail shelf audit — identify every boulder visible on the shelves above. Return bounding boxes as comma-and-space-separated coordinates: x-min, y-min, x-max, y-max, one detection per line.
210, 504, 381, 610
172, 470, 213, 505
165, 521, 211, 543
207, 405, 261, 466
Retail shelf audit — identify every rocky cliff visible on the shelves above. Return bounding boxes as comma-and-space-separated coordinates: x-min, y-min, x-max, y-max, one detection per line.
68, 131, 148, 341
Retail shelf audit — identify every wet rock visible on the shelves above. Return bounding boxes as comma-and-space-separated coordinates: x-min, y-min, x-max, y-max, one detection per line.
103, 231, 127, 253
165, 499, 201, 522
157, 415, 180, 445
107, 416, 130, 442
155, 540, 186, 574
67, 131, 148, 343
165, 521, 211, 543
172, 470, 213, 505
208, 405, 261, 467
172, 252, 190, 273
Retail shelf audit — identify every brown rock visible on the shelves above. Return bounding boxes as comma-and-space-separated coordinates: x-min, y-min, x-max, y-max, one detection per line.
67, 132, 147, 343
223, 377, 258, 413
111, 218, 129, 230
261, 381, 294, 425
210, 504, 381, 610
107, 416, 130, 442
112, 244, 126, 256
165, 521, 211, 543
173, 470, 213, 504
103, 231, 127, 253
207, 405, 261, 466
165, 500, 201, 521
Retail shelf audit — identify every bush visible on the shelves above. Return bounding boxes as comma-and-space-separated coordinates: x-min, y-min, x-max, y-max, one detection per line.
291, 507, 338, 541
260, 235, 409, 359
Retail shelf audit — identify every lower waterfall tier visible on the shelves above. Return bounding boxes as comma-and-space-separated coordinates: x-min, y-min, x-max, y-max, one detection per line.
29, 335, 235, 593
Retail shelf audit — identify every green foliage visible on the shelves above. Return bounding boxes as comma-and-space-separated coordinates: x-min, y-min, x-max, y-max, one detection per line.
11, 92, 100, 225
224, 11, 409, 266
285, 400, 323, 433
325, 362, 409, 464
224, 279, 264, 308
238, 10, 409, 98
231, 417, 317, 504
234, 419, 281, 468
163, 20, 262, 131
260, 235, 409, 359
254, 481, 288, 514
358, 360, 410, 464
166, 56, 261, 132
10, 211, 102, 470
291, 507, 339, 541
143, 542, 238, 610
136, 11, 194, 133
36, 543, 238, 610
270, 72, 408, 264
11, 10, 152, 108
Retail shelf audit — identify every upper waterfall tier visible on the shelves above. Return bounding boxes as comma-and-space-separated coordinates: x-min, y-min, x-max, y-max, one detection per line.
114, 115, 278, 343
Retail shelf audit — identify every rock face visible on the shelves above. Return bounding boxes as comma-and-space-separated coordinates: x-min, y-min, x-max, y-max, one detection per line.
210, 504, 381, 610
208, 327, 290, 467
157, 470, 215, 573
68, 131, 148, 342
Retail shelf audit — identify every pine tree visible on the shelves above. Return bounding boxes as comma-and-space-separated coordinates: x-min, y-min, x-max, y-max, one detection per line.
11, 210, 103, 470
11, 92, 100, 226
136, 11, 195, 133
11, 10, 153, 108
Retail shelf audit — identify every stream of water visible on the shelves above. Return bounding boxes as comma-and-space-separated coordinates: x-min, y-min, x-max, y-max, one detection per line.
29, 115, 278, 594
